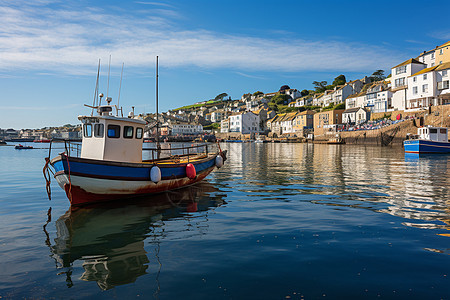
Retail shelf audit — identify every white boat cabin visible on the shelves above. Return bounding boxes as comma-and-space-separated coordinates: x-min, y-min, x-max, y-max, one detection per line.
418, 126, 448, 142
79, 105, 147, 163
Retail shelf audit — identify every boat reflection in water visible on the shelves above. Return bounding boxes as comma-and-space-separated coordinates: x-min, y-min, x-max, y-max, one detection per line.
49, 182, 226, 290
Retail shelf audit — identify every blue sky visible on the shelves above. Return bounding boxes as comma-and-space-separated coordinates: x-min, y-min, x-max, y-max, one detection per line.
1, 0, 449, 129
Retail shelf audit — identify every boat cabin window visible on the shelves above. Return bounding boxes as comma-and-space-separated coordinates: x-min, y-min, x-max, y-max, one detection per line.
107, 125, 120, 138
440, 128, 447, 134
84, 124, 92, 137
94, 124, 104, 138
429, 128, 438, 134
124, 126, 134, 139
136, 128, 143, 139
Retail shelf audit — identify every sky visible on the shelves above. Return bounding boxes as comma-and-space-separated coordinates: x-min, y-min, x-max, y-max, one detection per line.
1, 0, 449, 129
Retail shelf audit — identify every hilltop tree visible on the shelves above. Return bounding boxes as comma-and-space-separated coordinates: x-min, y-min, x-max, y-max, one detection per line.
253, 91, 264, 97
312, 81, 327, 93
301, 89, 309, 96
215, 93, 228, 101
271, 93, 291, 105
332, 74, 346, 86
370, 70, 386, 82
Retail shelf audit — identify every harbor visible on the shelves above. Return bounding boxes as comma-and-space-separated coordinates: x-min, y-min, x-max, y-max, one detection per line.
0, 142, 449, 299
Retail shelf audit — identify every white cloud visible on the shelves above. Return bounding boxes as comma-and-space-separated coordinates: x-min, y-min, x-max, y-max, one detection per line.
0, 2, 404, 76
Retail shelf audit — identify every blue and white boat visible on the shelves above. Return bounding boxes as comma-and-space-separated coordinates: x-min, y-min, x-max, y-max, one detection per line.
44, 58, 227, 206
404, 126, 450, 154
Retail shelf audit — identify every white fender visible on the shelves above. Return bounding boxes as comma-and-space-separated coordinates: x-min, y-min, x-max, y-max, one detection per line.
215, 155, 224, 168
150, 166, 161, 183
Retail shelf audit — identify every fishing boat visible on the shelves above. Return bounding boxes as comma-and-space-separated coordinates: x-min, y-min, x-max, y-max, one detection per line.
404, 126, 450, 154
15, 144, 33, 149
45, 57, 227, 206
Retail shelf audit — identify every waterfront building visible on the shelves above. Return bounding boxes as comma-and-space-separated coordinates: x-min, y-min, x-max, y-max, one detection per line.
342, 107, 368, 124
267, 114, 284, 136
407, 65, 438, 109
220, 118, 230, 133
171, 123, 203, 135
293, 110, 314, 136
280, 112, 297, 135
229, 111, 260, 134
390, 58, 426, 111
313, 109, 344, 138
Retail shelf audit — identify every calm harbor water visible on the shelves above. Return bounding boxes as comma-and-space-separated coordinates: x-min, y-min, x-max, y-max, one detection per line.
0, 142, 449, 299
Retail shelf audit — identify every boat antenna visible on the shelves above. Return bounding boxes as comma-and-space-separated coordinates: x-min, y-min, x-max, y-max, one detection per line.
92, 59, 101, 116
117, 62, 124, 116
107, 54, 111, 100
156, 56, 160, 153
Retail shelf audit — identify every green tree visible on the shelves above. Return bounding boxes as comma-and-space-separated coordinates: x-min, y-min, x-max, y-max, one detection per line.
301, 89, 309, 96
253, 91, 264, 96
332, 74, 346, 86
214, 93, 228, 101
271, 93, 291, 105
370, 70, 386, 81
312, 81, 327, 93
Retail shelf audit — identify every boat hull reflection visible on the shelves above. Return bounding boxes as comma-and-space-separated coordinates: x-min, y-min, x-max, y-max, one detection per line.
50, 182, 225, 290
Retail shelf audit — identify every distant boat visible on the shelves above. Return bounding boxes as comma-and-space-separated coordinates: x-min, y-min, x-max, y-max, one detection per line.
404, 126, 450, 154
15, 144, 33, 149
45, 57, 227, 206
34, 139, 51, 143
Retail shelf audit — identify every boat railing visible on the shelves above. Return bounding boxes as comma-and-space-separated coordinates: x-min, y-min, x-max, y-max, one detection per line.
47, 138, 82, 159
143, 143, 215, 163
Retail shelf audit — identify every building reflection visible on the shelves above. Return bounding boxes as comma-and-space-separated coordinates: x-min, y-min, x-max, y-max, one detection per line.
47, 183, 226, 290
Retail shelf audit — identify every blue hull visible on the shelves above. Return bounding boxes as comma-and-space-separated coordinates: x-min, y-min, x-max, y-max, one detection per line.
404, 139, 450, 154
49, 152, 225, 206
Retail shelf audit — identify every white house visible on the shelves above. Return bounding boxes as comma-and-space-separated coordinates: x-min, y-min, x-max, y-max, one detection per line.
171, 123, 203, 135
365, 82, 392, 113
211, 110, 226, 123
343, 107, 368, 124
345, 92, 366, 110
436, 62, 450, 105
332, 84, 354, 105
284, 89, 302, 100
390, 58, 426, 111
229, 112, 260, 134
407, 66, 438, 109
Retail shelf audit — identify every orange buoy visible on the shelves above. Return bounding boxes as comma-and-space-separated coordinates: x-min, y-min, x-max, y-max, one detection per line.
186, 163, 196, 179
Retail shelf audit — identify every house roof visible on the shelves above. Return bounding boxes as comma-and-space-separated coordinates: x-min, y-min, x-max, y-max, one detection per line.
436, 62, 450, 71
347, 90, 366, 99
344, 107, 363, 113
410, 65, 439, 77
392, 58, 425, 69
437, 41, 450, 50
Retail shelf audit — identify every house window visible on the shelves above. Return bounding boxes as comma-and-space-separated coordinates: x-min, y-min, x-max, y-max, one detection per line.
440, 49, 443, 55
94, 124, 104, 137
413, 77, 417, 82
443, 70, 448, 77
423, 74, 427, 80
431, 53, 435, 59
395, 77, 405, 87
107, 125, 120, 138
396, 65, 407, 75
413, 86, 418, 95
422, 84, 428, 93
83, 124, 92, 138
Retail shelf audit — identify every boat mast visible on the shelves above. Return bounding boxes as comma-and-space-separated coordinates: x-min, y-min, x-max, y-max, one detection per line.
156, 56, 161, 156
